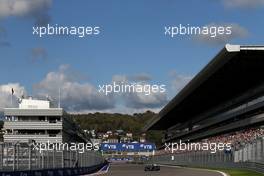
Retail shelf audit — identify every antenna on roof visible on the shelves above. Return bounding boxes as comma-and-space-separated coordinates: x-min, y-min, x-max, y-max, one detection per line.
58, 87, 61, 108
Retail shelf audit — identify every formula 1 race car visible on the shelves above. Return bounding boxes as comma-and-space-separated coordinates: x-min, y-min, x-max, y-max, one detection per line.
144, 164, 160, 171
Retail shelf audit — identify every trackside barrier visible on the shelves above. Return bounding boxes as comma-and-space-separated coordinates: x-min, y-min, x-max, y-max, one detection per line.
234, 138, 264, 163
151, 137, 264, 173
0, 143, 106, 174
0, 162, 107, 176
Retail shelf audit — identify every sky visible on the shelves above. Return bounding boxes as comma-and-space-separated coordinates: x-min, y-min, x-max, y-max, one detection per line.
0, 0, 264, 114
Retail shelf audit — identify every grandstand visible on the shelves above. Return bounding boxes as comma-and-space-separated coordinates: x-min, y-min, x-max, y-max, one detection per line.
144, 44, 264, 172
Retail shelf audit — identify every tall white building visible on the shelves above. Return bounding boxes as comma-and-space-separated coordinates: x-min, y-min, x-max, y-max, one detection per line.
3, 97, 84, 143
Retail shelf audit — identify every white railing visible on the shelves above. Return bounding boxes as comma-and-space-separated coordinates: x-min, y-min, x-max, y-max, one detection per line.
3, 134, 63, 143
4, 121, 62, 130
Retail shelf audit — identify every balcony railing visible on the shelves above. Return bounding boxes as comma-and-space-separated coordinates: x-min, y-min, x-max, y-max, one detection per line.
4, 121, 62, 130
3, 134, 63, 143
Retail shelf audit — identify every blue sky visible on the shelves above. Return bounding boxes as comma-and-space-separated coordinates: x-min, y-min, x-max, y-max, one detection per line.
0, 0, 264, 113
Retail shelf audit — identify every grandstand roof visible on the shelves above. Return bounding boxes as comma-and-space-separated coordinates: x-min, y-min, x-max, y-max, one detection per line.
144, 44, 264, 131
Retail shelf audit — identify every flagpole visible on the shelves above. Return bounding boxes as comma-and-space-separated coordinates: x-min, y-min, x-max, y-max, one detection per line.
11, 88, 14, 107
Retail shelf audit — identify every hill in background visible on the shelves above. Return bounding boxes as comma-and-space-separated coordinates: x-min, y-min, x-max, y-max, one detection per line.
0, 111, 163, 146
71, 111, 164, 147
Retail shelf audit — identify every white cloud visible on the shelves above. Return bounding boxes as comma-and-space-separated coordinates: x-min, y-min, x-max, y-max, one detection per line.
112, 74, 168, 109
169, 71, 192, 94
194, 23, 248, 45
222, 0, 264, 8
0, 83, 26, 111
128, 73, 152, 82
112, 73, 152, 83
0, 0, 52, 25
34, 67, 167, 112
33, 65, 115, 111
124, 91, 168, 109
0, 66, 169, 114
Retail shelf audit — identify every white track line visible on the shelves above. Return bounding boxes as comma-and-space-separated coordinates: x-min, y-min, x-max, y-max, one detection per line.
159, 164, 229, 176
83, 164, 110, 176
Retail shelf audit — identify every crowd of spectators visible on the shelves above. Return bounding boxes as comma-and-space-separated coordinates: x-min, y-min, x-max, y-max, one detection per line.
202, 127, 264, 150
156, 127, 264, 155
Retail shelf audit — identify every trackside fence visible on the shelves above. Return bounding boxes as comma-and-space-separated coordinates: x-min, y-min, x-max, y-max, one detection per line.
151, 137, 264, 173
0, 142, 106, 175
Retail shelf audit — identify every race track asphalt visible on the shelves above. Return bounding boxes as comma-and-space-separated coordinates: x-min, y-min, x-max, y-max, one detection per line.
105, 164, 224, 176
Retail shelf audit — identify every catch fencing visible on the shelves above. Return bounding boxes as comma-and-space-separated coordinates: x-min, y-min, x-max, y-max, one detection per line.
0, 142, 105, 172
234, 137, 264, 163
151, 137, 264, 173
